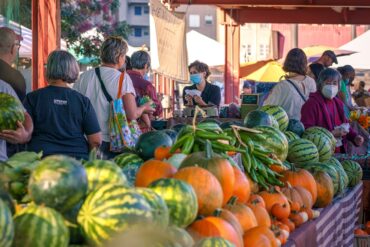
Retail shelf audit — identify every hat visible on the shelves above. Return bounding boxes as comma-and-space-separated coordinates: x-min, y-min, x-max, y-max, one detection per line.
323, 50, 337, 64
243, 80, 253, 88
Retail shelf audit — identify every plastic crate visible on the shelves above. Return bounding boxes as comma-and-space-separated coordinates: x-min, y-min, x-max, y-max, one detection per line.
354, 235, 370, 247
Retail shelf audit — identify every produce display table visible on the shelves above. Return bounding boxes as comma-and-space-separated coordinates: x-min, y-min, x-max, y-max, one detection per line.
285, 183, 363, 247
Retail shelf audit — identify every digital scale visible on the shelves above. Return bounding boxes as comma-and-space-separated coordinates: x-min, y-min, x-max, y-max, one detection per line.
240, 94, 260, 119
182, 105, 219, 117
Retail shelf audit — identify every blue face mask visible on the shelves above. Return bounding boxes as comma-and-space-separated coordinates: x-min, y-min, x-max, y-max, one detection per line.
190, 73, 202, 85
144, 73, 150, 81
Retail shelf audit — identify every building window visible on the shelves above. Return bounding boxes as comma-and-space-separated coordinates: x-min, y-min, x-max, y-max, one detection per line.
265, 45, 270, 57
144, 6, 149, 14
259, 44, 265, 56
247, 44, 252, 55
189, 14, 200, 28
134, 6, 142, 16
143, 29, 149, 36
134, 27, 142, 37
205, 15, 213, 25
260, 24, 269, 29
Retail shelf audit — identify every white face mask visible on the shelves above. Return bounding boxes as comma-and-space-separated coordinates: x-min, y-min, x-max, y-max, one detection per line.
321, 85, 338, 99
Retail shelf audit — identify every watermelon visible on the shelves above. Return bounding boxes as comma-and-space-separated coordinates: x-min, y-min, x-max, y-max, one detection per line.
341, 160, 363, 187
84, 159, 128, 192
284, 131, 300, 142
135, 131, 173, 160
135, 188, 169, 228
298, 163, 340, 195
200, 118, 222, 125
148, 178, 198, 228
78, 184, 153, 246
162, 129, 178, 143
326, 157, 349, 193
287, 139, 319, 164
243, 110, 275, 128
62, 201, 86, 245
114, 153, 144, 186
171, 124, 186, 133
164, 153, 188, 169
248, 126, 289, 161
13, 204, 69, 247
0, 93, 25, 131
0, 191, 15, 215
303, 133, 333, 162
197, 122, 223, 133
194, 237, 235, 247
0, 199, 14, 247
260, 105, 289, 131
303, 127, 336, 152
28, 155, 88, 212
220, 121, 243, 130
287, 119, 305, 137
167, 226, 195, 247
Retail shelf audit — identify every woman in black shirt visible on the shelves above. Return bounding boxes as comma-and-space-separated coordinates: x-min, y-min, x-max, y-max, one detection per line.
183, 60, 221, 107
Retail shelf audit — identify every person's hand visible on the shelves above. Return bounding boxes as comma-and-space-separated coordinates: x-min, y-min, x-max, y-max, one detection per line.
157, 93, 164, 102
193, 95, 206, 106
332, 128, 347, 138
143, 101, 155, 114
0, 121, 30, 144
184, 94, 193, 105
354, 135, 364, 146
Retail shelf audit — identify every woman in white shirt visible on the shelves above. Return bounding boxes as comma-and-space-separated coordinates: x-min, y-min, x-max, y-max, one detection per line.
74, 37, 154, 159
263, 48, 316, 120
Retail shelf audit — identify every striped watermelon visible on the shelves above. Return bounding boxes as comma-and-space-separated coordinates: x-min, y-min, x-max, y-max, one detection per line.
284, 131, 300, 142
78, 184, 153, 246
167, 226, 195, 247
341, 160, 363, 187
303, 127, 336, 152
326, 157, 349, 193
135, 188, 169, 228
84, 159, 128, 193
148, 178, 198, 228
13, 205, 69, 247
298, 163, 340, 195
28, 155, 88, 212
114, 153, 144, 186
260, 105, 289, 131
249, 126, 289, 161
287, 139, 319, 164
287, 119, 305, 137
303, 133, 333, 162
0, 93, 25, 131
194, 237, 235, 247
0, 199, 14, 247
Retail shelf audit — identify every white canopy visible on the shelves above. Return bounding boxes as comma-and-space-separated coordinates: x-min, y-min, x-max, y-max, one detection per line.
186, 30, 225, 66
337, 30, 370, 70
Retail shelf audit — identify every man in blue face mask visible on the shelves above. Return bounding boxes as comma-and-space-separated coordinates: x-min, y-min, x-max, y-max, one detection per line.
183, 60, 221, 107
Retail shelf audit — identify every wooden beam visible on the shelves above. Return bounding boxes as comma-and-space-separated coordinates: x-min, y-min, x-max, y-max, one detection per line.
165, 0, 370, 7
227, 7, 370, 25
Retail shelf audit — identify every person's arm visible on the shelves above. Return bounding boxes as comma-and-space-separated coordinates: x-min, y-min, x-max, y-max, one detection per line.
122, 93, 154, 121
146, 85, 163, 117
301, 100, 319, 129
82, 99, 102, 149
141, 114, 152, 128
0, 112, 33, 144
87, 133, 102, 150
208, 85, 221, 106
183, 87, 193, 106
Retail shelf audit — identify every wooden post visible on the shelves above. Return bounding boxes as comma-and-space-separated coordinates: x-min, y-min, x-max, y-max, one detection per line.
31, 0, 39, 91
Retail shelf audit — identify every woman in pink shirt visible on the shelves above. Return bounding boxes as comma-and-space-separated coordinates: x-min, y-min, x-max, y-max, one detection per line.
301, 68, 364, 153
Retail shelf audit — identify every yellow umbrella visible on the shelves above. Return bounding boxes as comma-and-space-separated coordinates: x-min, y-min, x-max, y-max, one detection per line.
302, 45, 335, 57
239, 60, 285, 82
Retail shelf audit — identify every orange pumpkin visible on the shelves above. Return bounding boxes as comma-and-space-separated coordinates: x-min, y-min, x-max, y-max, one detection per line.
289, 212, 308, 227
270, 163, 288, 173
248, 194, 266, 209
243, 226, 279, 247
289, 201, 301, 212
280, 168, 318, 204
259, 188, 290, 213
247, 202, 271, 227
180, 142, 235, 205
224, 197, 258, 233
232, 166, 251, 203
246, 175, 259, 193
173, 167, 223, 216
135, 160, 177, 187
294, 186, 313, 209
281, 183, 304, 210
366, 221, 370, 234
154, 146, 172, 160
280, 218, 295, 232
354, 228, 368, 236
271, 203, 290, 220
312, 171, 334, 208
187, 216, 243, 247
301, 207, 314, 220
213, 208, 244, 237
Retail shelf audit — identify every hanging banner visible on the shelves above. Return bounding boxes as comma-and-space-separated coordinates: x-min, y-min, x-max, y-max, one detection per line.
150, 0, 188, 81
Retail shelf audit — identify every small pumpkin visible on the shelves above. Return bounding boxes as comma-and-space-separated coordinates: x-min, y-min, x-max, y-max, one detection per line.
187, 216, 243, 247
232, 166, 251, 203
135, 160, 177, 187
289, 212, 308, 227
180, 141, 235, 205
248, 194, 266, 209
246, 175, 259, 193
258, 188, 290, 213
271, 203, 290, 220
243, 226, 278, 247
312, 171, 334, 208
281, 183, 304, 210
280, 167, 318, 205
301, 208, 314, 220
154, 146, 172, 160
173, 167, 223, 216
213, 209, 244, 245
280, 218, 295, 232
224, 196, 258, 233
246, 202, 271, 227
294, 186, 313, 209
